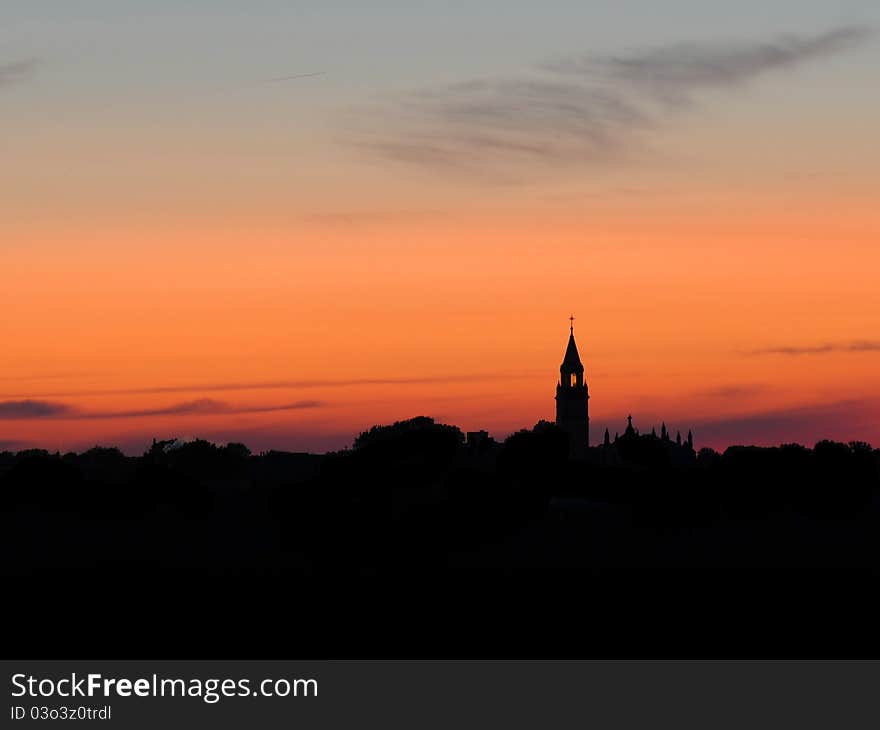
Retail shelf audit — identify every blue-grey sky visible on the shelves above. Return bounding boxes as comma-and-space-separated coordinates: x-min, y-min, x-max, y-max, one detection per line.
3, 2, 878, 214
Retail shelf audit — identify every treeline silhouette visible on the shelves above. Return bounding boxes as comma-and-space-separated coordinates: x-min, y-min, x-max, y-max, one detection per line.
3, 417, 880, 657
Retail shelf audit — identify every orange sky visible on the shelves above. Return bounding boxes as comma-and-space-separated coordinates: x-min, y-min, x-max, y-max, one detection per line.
2, 11, 879, 453
3, 192, 879, 454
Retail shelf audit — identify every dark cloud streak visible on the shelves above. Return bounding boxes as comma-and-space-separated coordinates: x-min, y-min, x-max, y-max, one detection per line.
0, 398, 322, 421
0, 58, 39, 86
699, 384, 769, 398
0, 400, 72, 419
692, 398, 876, 447
1, 371, 540, 401
746, 340, 880, 356
79, 399, 322, 420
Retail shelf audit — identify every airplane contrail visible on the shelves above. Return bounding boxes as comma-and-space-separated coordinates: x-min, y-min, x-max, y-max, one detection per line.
260, 71, 326, 83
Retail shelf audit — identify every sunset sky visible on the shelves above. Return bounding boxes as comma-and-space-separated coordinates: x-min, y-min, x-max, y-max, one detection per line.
2, 1, 879, 454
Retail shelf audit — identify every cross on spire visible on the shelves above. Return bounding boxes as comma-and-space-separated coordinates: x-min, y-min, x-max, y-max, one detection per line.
569, 314, 575, 334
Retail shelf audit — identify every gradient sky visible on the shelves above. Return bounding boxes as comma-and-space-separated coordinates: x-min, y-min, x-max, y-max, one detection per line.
2, 1, 879, 453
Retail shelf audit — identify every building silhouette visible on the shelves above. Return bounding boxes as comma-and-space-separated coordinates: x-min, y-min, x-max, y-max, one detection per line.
554, 319, 695, 462
555, 317, 589, 457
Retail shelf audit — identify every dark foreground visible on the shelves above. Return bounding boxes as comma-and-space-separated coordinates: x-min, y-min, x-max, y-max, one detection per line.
3, 418, 879, 657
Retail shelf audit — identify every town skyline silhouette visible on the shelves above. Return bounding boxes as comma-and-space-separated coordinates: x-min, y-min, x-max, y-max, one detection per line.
4, 318, 717, 461
4, 314, 879, 657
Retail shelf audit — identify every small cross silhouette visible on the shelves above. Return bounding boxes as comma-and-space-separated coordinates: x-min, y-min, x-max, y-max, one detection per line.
569, 314, 575, 332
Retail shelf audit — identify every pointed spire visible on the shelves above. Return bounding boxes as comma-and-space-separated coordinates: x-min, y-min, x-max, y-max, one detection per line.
676, 430, 682, 445
563, 335, 582, 366
687, 430, 694, 448
561, 321, 583, 371
604, 427, 610, 446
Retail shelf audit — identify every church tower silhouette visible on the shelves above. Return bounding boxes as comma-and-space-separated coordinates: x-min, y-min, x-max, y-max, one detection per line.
556, 316, 589, 457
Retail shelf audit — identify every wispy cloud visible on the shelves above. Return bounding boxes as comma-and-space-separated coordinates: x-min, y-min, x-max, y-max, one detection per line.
348, 73, 649, 176
693, 398, 877, 447
0, 398, 322, 421
1, 371, 540, 401
348, 26, 870, 176
0, 58, 39, 87
746, 340, 880, 356
700, 384, 769, 398
551, 27, 871, 103
81, 398, 322, 420
0, 400, 72, 419
0, 372, 104, 382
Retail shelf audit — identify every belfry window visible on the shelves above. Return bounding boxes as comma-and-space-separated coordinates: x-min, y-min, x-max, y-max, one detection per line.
570, 373, 577, 387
